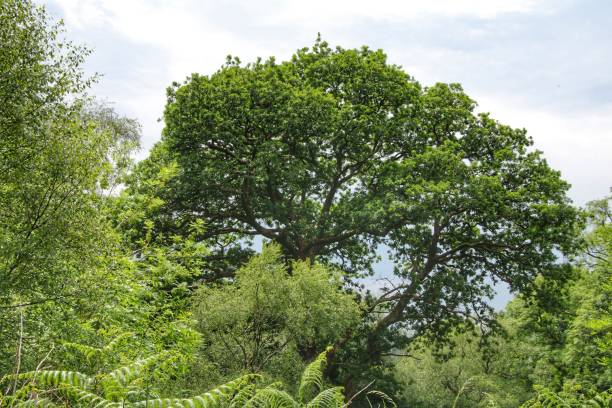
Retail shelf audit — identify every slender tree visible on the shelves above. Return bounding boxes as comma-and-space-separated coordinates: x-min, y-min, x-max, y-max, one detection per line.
0, 0, 140, 377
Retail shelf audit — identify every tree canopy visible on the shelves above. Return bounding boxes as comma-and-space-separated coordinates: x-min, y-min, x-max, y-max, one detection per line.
125, 38, 581, 385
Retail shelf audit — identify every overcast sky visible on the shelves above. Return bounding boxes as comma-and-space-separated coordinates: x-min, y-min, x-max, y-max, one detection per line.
43, 0, 610, 308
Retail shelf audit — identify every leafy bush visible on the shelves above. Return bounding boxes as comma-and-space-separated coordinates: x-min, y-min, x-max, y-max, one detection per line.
520, 385, 610, 407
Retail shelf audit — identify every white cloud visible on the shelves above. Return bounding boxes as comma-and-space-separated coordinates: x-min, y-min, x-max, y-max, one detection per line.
259, 0, 538, 26
53, 0, 259, 79
55, 0, 539, 29
52, 0, 540, 72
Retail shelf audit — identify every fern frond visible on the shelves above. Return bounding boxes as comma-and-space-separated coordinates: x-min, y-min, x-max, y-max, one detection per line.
102, 332, 134, 353
229, 384, 257, 408
298, 348, 331, 403
13, 398, 61, 407
213, 374, 262, 398
8, 370, 91, 388
132, 374, 260, 408
65, 384, 120, 408
522, 387, 569, 407
245, 387, 298, 408
518, 386, 612, 407
265, 382, 285, 390
365, 390, 396, 408
106, 351, 169, 387
589, 390, 611, 407
130, 397, 193, 407
63, 332, 133, 362
306, 387, 344, 408
132, 393, 226, 407
62, 341, 103, 361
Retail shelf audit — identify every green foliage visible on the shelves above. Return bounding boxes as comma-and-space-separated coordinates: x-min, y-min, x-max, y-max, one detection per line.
520, 385, 611, 407
396, 193, 612, 407
396, 329, 533, 408
61, 332, 134, 368
3, 363, 259, 407
1, 347, 391, 408
306, 387, 345, 408
0, 0, 141, 378
298, 349, 330, 403
126, 36, 581, 394
1, 3, 605, 405
502, 195, 611, 393
0, 0, 137, 299
192, 245, 360, 390
563, 196, 612, 389
1, 333, 225, 406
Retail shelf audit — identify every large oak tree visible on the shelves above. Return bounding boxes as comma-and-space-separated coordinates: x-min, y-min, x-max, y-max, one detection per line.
125, 39, 580, 390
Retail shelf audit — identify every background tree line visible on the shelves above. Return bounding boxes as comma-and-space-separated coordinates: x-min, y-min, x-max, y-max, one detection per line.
0, 1, 609, 406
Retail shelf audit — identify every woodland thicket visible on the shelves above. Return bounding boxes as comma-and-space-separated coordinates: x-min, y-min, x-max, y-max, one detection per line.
1, 1, 609, 407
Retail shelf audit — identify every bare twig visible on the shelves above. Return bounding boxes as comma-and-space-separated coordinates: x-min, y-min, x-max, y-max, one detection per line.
28, 345, 55, 403
33, 345, 55, 382
343, 380, 375, 408
11, 308, 24, 394
0, 297, 63, 310
380, 352, 421, 360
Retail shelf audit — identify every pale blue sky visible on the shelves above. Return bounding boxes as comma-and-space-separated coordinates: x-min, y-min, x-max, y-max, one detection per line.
44, 0, 611, 308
